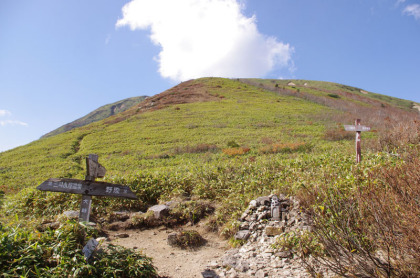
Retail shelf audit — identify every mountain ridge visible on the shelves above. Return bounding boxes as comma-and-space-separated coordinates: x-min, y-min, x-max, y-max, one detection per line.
41, 95, 148, 138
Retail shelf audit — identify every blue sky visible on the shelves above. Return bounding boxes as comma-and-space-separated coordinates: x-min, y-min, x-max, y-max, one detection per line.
1, 0, 419, 152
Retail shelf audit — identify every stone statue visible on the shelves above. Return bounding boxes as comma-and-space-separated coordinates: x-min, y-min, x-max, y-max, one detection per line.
271, 195, 280, 221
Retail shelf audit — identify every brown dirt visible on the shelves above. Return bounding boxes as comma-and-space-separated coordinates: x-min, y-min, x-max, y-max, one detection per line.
104, 79, 220, 125
107, 223, 228, 278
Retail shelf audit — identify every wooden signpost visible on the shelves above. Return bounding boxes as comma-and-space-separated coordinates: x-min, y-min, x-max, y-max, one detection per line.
344, 119, 371, 163
37, 154, 137, 222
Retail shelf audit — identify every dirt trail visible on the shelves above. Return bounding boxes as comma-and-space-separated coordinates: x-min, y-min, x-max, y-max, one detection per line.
108, 224, 228, 278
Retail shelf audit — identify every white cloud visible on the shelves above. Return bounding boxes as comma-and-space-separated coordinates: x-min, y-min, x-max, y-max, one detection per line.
0, 110, 28, 127
403, 4, 420, 20
0, 110, 11, 117
0, 120, 28, 127
116, 0, 294, 81
396, 0, 406, 6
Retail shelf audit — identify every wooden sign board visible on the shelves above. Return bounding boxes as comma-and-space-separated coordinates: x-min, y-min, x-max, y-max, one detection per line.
85, 154, 106, 180
83, 238, 99, 260
36, 154, 137, 223
344, 125, 371, 132
37, 178, 137, 199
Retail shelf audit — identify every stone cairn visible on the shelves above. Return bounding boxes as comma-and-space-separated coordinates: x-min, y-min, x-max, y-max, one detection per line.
205, 194, 333, 278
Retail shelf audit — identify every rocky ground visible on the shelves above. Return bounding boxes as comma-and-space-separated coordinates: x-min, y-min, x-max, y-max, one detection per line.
204, 195, 334, 278
58, 194, 336, 277
108, 224, 227, 278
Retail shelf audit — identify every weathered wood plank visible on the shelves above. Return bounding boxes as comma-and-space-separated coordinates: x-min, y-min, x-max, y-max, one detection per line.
82, 238, 99, 260
80, 195, 92, 222
85, 154, 106, 180
37, 178, 138, 199
344, 125, 371, 132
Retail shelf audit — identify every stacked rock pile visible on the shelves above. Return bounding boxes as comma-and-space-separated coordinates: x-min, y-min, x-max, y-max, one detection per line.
206, 195, 333, 278
235, 194, 312, 242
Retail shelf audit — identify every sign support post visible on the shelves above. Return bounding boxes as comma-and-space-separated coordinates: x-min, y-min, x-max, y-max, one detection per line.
344, 119, 371, 163
37, 154, 137, 223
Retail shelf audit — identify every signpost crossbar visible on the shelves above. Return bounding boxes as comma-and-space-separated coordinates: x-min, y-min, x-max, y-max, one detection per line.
36, 154, 137, 223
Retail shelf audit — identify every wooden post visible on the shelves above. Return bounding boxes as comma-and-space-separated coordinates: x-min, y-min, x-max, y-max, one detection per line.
37, 154, 137, 223
355, 119, 362, 163
344, 119, 371, 163
80, 154, 98, 222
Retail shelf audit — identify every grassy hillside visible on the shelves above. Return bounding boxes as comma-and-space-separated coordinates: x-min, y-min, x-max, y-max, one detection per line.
41, 96, 147, 138
0, 78, 329, 193
0, 77, 419, 277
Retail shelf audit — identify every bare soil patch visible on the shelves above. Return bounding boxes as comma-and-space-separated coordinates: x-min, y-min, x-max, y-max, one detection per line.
107, 223, 228, 278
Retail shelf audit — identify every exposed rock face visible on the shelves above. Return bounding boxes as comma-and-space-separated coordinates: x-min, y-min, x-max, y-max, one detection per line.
205, 195, 333, 277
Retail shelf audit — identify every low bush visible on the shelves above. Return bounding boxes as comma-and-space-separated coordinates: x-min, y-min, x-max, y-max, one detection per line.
168, 230, 205, 249
323, 127, 354, 141
259, 142, 312, 154
299, 146, 420, 278
327, 93, 340, 99
0, 220, 157, 277
172, 143, 219, 154
227, 140, 240, 148
222, 147, 250, 156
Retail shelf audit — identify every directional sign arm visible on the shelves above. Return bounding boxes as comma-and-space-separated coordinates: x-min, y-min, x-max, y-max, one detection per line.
344, 125, 371, 132
37, 178, 138, 200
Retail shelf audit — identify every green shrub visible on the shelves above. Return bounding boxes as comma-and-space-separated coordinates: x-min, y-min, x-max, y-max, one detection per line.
0, 220, 157, 277
227, 140, 240, 148
327, 93, 340, 99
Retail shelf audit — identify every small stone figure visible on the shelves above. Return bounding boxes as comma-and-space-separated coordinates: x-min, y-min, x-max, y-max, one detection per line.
271, 195, 280, 221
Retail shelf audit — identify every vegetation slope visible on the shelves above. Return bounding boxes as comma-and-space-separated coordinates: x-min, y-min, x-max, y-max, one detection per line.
41, 96, 147, 138
0, 77, 419, 277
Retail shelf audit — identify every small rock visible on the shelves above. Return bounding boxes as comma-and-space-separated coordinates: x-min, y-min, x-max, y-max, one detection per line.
236, 260, 250, 272
257, 206, 267, 212
257, 211, 268, 221
116, 233, 129, 238
234, 230, 250, 240
249, 200, 258, 209
62, 210, 79, 219
165, 200, 180, 209
201, 269, 219, 278
208, 260, 219, 268
255, 269, 267, 278
275, 250, 293, 258
148, 204, 169, 219
256, 196, 270, 206
265, 226, 284, 236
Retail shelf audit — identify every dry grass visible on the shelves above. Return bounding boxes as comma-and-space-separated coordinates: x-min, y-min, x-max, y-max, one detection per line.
222, 147, 250, 156
259, 142, 311, 154
173, 143, 219, 155
300, 123, 420, 278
